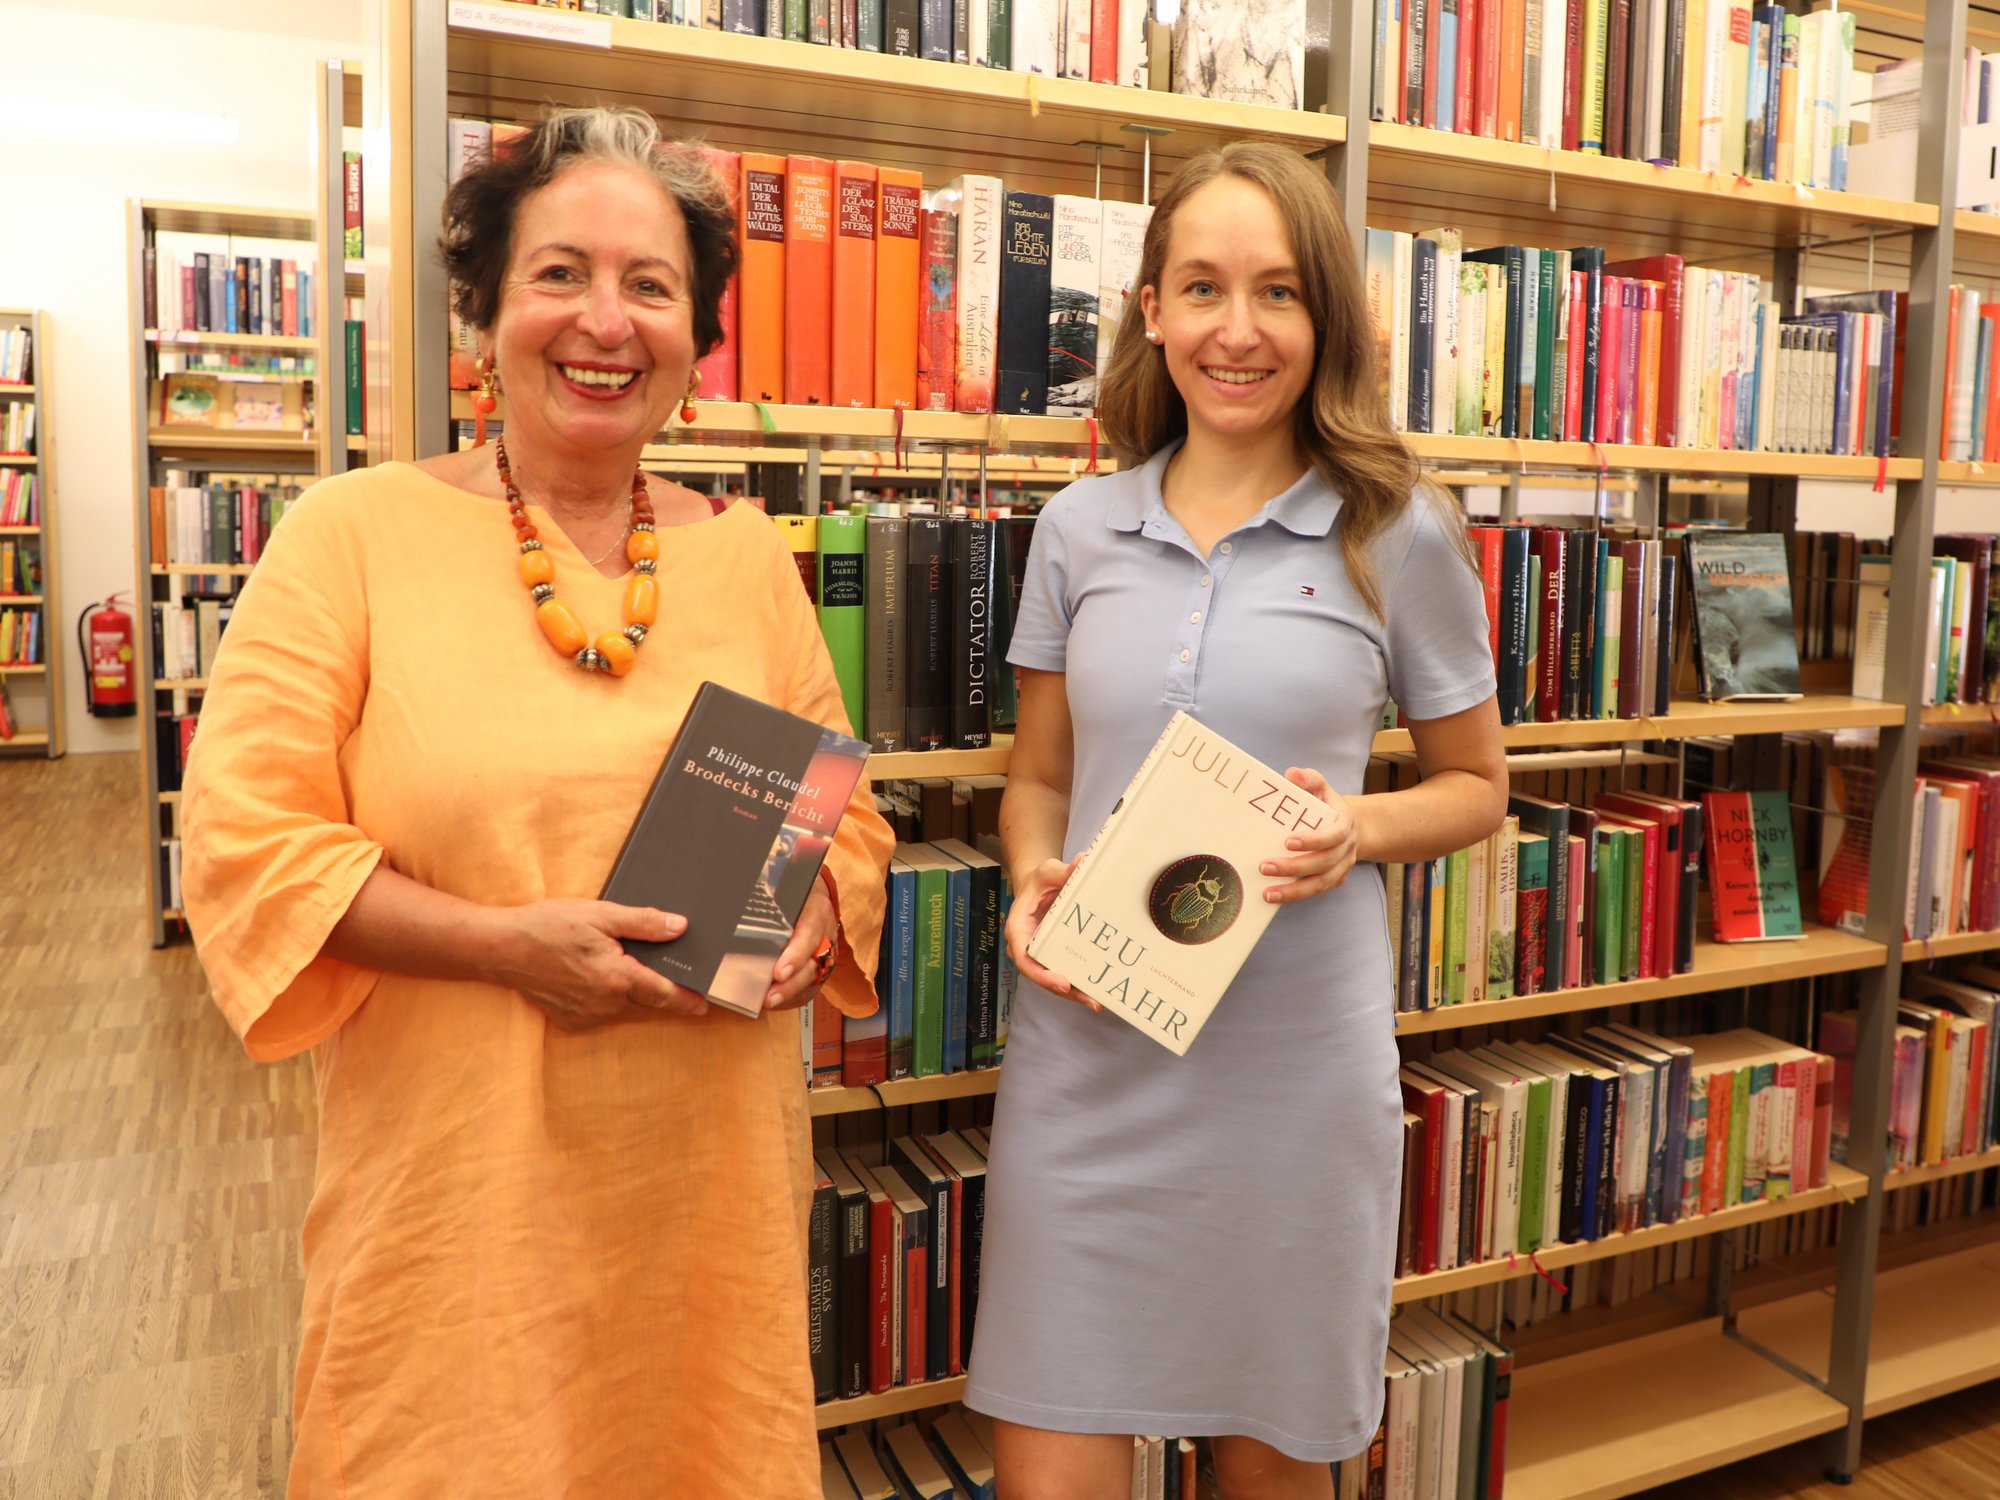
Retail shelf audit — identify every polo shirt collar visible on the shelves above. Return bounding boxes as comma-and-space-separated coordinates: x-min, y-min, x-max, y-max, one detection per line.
1105, 439, 1340, 539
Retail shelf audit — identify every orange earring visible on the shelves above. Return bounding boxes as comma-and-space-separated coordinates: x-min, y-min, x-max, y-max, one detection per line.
680, 373, 700, 425
472, 358, 500, 446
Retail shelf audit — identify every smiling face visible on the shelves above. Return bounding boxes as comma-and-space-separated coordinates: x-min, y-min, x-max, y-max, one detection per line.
1138, 174, 1318, 454
486, 158, 697, 461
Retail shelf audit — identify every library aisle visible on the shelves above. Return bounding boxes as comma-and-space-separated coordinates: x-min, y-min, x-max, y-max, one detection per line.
0, 753, 1995, 1495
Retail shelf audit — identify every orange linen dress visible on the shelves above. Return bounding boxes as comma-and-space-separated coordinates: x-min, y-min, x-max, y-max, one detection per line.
180, 463, 892, 1498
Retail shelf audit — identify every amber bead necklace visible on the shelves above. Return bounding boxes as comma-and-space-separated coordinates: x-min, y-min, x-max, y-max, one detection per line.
497, 436, 660, 676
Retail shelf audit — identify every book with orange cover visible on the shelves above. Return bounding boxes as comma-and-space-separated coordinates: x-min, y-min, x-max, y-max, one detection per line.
693, 147, 741, 402
738, 152, 788, 405
1636, 280, 1662, 446
918, 191, 959, 413
831, 160, 878, 409
874, 166, 923, 411
1498, 0, 1526, 141
784, 155, 835, 407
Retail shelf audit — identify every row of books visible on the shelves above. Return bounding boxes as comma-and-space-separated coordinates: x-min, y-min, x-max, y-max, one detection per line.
0, 681, 19, 742
1819, 749, 2000, 945
1824, 973, 1999, 1170
565, 0, 1152, 85
159, 837, 185, 914
0, 327, 29, 384
1400, 1025, 1836, 1276
1371, 0, 1859, 188
809, 1132, 988, 1400
1941, 286, 2000, 463
781, 511, 1034, 753
145, 482, 304, 574
153, 712, 197, 795
0, 401, 35, 456
818, 1410, 1193, 1500
0, 608, 42, 665
1367, 230, 1900, 455
1357, 1307, 1515, 1500
153, 598, 234, 685
143, 232, 319, 339
0, 539, 39, 598
0, 471, 38, 525
155, 350, 318, 379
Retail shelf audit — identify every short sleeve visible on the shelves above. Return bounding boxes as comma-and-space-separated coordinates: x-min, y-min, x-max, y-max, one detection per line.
1381, 494, 1497, 721
1004, 486, 1076, 672
180, 480, 387, 1062
772, 540, 896, 1018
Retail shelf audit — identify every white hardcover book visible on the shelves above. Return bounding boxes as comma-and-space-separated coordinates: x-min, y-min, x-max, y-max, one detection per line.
1933, 796, 1961, 937
1095, 199, 1153, 409
1027, 711, 1336, 1054
1809, 9, 1841, 188
1488, 1039, 1568, 1245
1011, 0, 1060, 73
1456, 265, 1486, 438
1698, 0, 1729, 172
1463, 834, 1489, 1005
1850, 555, 1891, 699
1430, 1050, 1527, 1258
1523, 0, 1544, 144
1924, 561, 1946, 706
1389, 1320, 1468, 1500
1390, 230, 1413, 432
1792, 8, 1821, 184
1641, 0, 1668, 162
1373, 0, 1399, 121
1382, 1352, 1423, 1500
1117, 0, 1149, 86
1951, 287, 1982, 460
969, 0, 993, 64
1170, 0, 1305, 108
1542, 0, 1569, 147
1060, 0, 1091, 78
1046, 195, 1104, 413
949, 174, 1005, 415
1384, 1331, 1448, 1500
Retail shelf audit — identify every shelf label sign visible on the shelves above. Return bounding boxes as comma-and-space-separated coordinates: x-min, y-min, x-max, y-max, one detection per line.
447, 1, 612, 47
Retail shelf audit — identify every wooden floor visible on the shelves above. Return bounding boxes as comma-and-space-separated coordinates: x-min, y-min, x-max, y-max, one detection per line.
0, 753, 1994, 1499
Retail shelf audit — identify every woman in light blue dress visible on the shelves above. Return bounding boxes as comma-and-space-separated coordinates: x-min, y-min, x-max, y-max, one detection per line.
963, 144, 1509, 1498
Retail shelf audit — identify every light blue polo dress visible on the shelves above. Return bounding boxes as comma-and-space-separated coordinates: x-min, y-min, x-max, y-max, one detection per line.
962, 440, 1496, 1461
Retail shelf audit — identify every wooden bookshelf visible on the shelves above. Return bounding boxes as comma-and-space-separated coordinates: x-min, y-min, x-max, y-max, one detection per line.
1393, 924, 1887, 1036
1403, 433, 1922, 481
1372, 696, 1905, 755
1390, 1164, 1868, 1306
0, 663, 46, 675
153, 678, 209, 692
1878, 1143, 2000, 1193
869, 739, 1014, 780
0, 732, 48, 750
0, 595, 41, 606
0, 455, 34, 468
151, 564, 258, 578
815, 1375, 968, 1430
0, 383, 32, 396
1737, 1240, 2000, 1421
1937, 461, 2000, 487
1500, 1315, 1850, 1500
1901, 929, 2000, 962
808, 1068, 1003, 1117
146, 429, 317, 455
145, 329, 318, 352
1919, 699, 2000, 726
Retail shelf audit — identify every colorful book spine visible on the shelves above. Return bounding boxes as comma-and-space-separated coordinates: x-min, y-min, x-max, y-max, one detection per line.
1045, 195, 1103, 413
738, 153, 788, 405
950, 175, 1004, 414
874, 167, 924, 410
784, 155, 836, 407
995, 191, 1054, 415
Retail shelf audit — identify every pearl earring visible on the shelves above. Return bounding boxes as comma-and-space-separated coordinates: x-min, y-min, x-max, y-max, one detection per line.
1146, 329, 1162, 344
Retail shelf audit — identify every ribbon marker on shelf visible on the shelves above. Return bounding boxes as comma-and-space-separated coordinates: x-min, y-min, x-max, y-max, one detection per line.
1027, 73, 1041, 117
749, 400, 777, 436
1086, 415, 1101, 472
892, 404, 905, 468
1874, 454, 1888, 494
1505, 1249, 1571, 1296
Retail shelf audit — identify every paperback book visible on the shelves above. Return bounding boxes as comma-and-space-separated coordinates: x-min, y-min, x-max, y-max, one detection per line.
1027, 711, 1333, 1055
602, 682, 870, 1014
1685, 530, 1803, 700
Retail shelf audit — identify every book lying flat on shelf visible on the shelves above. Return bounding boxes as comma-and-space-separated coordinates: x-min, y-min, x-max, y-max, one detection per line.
601, 681, 869, 1015
1028, 712, 1333, 1056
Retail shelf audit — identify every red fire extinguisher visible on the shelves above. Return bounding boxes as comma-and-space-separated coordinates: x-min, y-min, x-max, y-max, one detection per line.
78, 592, 136, 718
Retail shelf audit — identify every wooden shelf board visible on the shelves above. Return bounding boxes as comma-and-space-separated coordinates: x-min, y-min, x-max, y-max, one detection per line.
1394, 923, 1886, 1036
0, 526, 39, 535
152, 563, 257, 577
1373, 696, 1905, 756
1877, 1142, 2000, 1192
0, 384, 34, 396
1377, 746, 1678, 772
1737, 1239, 2000, 1421
161, 908, 184, 921
147, 429, 316, 454
815, 1375, 966, 1430
1501, 1315, 1848, 1500
1392, 1164, 1866, 1305
447, 7, 1339, 202
1402, 432, 1919, 480
0, 663, 46, 674
0, 596, 42, 606
869, 738, 1013, 780
1920, 700, 2000, 726
808, 1067, 1003, 1116
1902, 929, 2000, 962
0, 732, 50, 749
0, 455, 36, 467
158, 792, 181, 806
145, 329, 317, 352
153, 678, 208, 691
1938, 462, 2000, 488
140, 201, 313, 239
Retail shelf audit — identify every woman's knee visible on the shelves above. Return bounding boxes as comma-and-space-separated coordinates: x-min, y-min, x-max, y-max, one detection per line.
1209, 1434, 1335, 1500
990, 1420, 1139, 1500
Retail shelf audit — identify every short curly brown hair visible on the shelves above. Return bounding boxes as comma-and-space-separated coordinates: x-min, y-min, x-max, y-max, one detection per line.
440, 106, 739, 358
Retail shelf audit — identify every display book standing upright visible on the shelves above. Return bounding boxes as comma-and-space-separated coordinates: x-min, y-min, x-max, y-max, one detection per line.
0, 307, 62, 757
392, 0, 1987, 1484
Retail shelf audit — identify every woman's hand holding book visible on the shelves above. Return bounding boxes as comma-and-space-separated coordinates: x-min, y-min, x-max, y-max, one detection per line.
1257, 768, 1361, 906
489, 897, 711, 1029
1003, 854, 1103, 1013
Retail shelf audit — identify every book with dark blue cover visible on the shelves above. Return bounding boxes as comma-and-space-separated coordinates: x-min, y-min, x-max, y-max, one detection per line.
995, 191, 1054, 415
1498, 524, 1533, 725
889, 1136, 952, 1382
1409, 236, 1437, 433
1567, 245, 1605, 442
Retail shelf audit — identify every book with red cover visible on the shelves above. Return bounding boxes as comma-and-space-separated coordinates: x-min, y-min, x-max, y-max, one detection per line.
693, 147, 741, 401
1476, 0, 1504, 136
1455, 0, 1479, 129
1702, 789, 1805, 942
1421, 0, 1441, 125
1595, 789, 1686, 976
874, 167, 924, 410
738, 152, 788, 404
784, 155, 836, 406
1535, 526, 1566, 721
1562, 0, 1585, 149
600, 682, 869, 1014
831, 161, 878, 409
1606, 255, 1684, 442
918, 194, 959, 412
1605, 0, 1632, 158
1598, 809, 1660, 979
1399, 1066, 1450, 1273
839, 1151, 896, 1394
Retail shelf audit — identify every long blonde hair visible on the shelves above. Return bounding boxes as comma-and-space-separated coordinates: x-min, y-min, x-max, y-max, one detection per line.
1097, 143, 1465, 618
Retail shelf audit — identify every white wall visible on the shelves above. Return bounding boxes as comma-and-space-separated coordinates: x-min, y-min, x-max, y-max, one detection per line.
0, 0, 376, 752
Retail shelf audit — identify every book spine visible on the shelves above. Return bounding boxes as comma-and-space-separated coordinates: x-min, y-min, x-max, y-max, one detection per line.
950, 518, 995, 749
918, 199, 959, 411
783, 156, 835, 406
818, 516, 867, 733
996, 192, 1055, 414
906, 517, 951, 749
1046, 196, 1104, 414
831, 162, 878, 409
874, 169, 923, 410
953, 176, 1003, 414
807, 1175, 837, 1400
739, 154, 788, 404
865, 518, 906, 752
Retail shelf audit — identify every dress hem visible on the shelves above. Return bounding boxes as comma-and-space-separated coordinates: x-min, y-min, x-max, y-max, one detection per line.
961, 1381, 1381, 1465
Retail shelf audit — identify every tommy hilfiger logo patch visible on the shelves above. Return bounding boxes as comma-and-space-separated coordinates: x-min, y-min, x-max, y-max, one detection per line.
1299, 585, 1317, 596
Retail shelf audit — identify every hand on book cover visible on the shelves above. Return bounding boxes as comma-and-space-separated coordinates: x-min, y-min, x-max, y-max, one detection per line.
759, 881, 840, 1015
1004, 854, 1104, 1013
1257, 768, 1361, 905
489, 898, 711, 1029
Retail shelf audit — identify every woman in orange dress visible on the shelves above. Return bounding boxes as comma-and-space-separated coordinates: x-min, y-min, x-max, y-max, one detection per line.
180, 106, 893, 1497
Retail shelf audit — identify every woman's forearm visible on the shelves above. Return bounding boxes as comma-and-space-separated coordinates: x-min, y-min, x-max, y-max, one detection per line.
1354, 770, 1510, 868
999, 773, 1073, 891
324, 864, 518, 984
